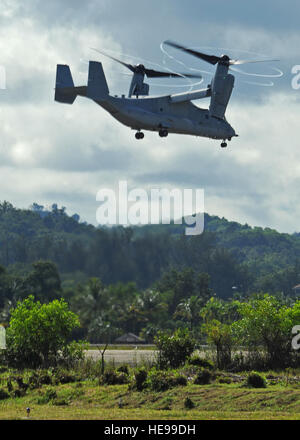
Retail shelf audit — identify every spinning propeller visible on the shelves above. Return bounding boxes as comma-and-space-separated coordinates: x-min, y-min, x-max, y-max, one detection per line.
164, 40, 279, 66
91, 48, 202, 79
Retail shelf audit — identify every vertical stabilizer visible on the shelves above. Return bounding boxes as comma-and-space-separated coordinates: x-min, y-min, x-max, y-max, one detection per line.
87, 61, 109, 100
55, 64, 76, 104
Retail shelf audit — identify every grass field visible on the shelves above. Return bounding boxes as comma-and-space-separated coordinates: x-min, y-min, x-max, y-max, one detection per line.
1, 380, 300, 420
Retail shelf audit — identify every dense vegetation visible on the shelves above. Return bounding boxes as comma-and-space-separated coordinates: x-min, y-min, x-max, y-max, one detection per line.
1, 306, 300, 420
0, 201, 299, 294
0, 200, 299, 345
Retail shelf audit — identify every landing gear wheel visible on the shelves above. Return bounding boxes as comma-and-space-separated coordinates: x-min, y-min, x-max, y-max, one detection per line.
135, 132, 144, 140
159, 129, 168, 138
221, 142, 227, 148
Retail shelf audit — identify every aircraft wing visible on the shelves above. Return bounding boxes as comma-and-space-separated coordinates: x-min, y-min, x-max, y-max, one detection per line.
170, 87, 211, 103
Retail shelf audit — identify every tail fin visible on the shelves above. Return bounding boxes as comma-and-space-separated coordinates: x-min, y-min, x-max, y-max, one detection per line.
87, 61, 109, 101
55, 64, 77, 104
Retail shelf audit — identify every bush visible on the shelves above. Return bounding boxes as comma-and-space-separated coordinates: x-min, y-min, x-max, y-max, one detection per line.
246, 371, 267, 388
155, 328, 196, 369
202, 320, 233, 369
232, 295, 299, 369
117, 365, 129, 375
134, 367, 148, 391
4, 296, 83, 369
147, 369, 187, 392
184, 397, 195, 409
218, 376, 232, 384
37, 387, 57, 404
101, 370, 129, 385
53, 369, 78, 384
115, 372, 129, 384
12, 389, 26, 398
0, 388, 9, 400
173, 374, 188, 386
194, 368, 212, 385
38, 372, 52, 385
146, 370, 171, 392
187, 355, 214, 370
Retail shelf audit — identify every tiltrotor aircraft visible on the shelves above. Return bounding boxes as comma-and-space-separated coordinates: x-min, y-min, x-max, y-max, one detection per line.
55, 42, 276, 147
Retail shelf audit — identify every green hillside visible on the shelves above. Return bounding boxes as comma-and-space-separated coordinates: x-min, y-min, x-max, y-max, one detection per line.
0, 201, 299, 298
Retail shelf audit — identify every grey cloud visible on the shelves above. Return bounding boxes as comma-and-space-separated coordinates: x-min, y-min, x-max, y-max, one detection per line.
0, 1, 300, 233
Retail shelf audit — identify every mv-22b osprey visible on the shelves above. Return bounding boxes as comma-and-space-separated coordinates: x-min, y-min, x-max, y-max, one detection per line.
55, 41, 276, 147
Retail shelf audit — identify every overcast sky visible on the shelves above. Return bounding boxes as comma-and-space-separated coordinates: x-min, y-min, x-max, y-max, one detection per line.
1, 0, 300, 233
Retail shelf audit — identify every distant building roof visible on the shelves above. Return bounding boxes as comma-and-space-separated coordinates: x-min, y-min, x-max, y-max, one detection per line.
115, 333, 145, 344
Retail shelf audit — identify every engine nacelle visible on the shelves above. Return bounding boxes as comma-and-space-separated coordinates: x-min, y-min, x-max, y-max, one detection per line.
133, 82, 149, 97
209, 73, 234, 119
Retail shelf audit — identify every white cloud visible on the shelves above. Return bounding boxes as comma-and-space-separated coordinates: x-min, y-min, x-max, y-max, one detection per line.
0, 1, 299, 233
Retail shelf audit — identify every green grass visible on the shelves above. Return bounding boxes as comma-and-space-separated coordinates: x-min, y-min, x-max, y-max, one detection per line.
1, 379, 300, 420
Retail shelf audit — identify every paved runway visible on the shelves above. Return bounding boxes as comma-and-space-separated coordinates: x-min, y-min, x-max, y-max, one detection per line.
85, 349, 157, 366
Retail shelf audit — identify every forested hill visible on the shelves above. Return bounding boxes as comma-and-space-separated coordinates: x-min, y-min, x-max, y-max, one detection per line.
0, 201, 299, 298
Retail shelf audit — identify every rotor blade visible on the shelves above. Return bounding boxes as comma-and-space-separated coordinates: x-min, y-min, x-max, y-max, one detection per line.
164, 40, 221, 65
91, 48, 136, 72
230, 58, 280, 65
144, 68, 202, 79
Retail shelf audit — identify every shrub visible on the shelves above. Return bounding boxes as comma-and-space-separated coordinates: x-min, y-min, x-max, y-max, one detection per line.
187, 355, 214, 370
37, 387, 57, 404
155, 328, 196, 369
173, 374, 187, 386
4, 296, 83, 369
38, 372, 52, 385
102, 371, 118, 385
53, 369, 78, 384
28, 372, 41, 389
117, 365, 129, 375
218, 376, 232, 384
12, 389, 26, 398
134, 367, 148, 391
115, 372, 129, 384
202, 320, 233, 369
147, 370, 171, 392
231, 295, 299, 369
101, 370, 129, 385
246, 371, 267, 388
194, 368, 212, 385
147, 369, 187, 392
184, 397, 195, 409
0, 388, 9, 400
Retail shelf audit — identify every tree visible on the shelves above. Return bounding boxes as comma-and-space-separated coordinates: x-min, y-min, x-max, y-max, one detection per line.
0, 266, 13, 309
173, 295, 203, 331
202, 320, 233, 369
232, 294, 300, 368
157, 269, 213, 315
23, 261, 62, 302
200, 297, 240, 368
155, 328, 196, 368
5, 295, 81, 368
